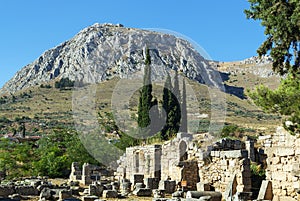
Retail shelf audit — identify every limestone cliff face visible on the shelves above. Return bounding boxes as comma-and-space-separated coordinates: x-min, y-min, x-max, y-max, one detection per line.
1, 23, 220, 94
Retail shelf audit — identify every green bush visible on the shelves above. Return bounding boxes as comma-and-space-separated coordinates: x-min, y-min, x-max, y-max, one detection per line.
55, 78, 74, 89
221, 124, 244, 138
250, 163, 265, 177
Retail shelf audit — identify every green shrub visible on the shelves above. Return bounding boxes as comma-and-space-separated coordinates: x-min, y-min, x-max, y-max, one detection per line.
55, 78, 74, 89
250, 163, 265, 177
221, 124, 244, 138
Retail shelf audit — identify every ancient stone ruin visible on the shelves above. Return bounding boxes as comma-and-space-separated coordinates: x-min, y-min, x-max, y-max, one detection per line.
113, 129, 300, 200
69, 162, 112, 185
257, 127, 300, 201
115, 132, 254, 200
0, 128, 298, 201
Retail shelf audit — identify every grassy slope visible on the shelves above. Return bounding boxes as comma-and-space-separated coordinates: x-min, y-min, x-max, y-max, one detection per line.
0, 65, 281, 137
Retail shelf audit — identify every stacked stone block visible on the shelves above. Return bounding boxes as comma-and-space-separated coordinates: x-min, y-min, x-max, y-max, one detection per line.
264, 127, 300, 200
199, 150, 251, 196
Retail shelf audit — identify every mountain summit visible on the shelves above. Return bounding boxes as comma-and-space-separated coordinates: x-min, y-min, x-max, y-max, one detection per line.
1, 23, 221, 94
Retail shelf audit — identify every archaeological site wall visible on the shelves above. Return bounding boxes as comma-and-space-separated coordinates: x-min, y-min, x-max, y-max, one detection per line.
259, 127, 300, 201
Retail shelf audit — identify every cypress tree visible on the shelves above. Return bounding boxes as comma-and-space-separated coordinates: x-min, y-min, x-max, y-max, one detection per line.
173, 70, 180, 103
172, 70, 181, 133
180, 78, 188, 133
161, 73, 172, 140
137, 48, 158, 138
161, 72, 181, 140
138, 48, 152, 128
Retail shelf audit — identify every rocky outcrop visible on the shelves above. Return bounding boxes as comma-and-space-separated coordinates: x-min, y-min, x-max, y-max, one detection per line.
0, 23, 221, 94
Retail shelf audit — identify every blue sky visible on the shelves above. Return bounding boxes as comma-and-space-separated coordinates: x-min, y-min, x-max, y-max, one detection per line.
0, 1, 265, 88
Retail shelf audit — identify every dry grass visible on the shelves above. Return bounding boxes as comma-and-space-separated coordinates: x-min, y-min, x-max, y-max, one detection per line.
0, 70, 281, 137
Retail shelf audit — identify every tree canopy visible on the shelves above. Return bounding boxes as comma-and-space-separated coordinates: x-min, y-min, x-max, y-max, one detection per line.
245, 0, 300, 75
248, 74, 300, 134
245, 0, 300, 134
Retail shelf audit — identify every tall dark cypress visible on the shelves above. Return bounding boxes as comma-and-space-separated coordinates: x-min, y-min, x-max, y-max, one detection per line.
137, 48, 158, 138
137, 48, 153, 129
161, 73, 172, 140
161, 72, 181, 140
172, 70, 181, 134
173, 70, 180, 103
180, 78, 188, 133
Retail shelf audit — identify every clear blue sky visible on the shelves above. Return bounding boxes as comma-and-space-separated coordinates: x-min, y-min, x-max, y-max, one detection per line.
0, 1, 265, 88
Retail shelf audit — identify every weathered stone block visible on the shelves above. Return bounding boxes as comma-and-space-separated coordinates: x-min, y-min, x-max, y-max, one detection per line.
196, 182, 211, 191
220, 150, 248, 159
159, 180, 176, 194
88, 184, 103, 196
120, 181, 131, 195
15, 186, 39, 196
273, 172, 287, 181
152, 189, 165, 198
274, 147, 295, 157
59, 189, 73, 200
82, 195, 98, 201
293, 181, 300, 189
272, 157, 281, 165
39, 188, 54, 200
258, 135, 271, 141
211, 151, 220, 157
144, 178, 160, 190
278, 196, 297, 201
284, 164, 293, 172
295, 147, 300, 155
229, 160, 236, 167
134, 183, 146, 190
102, 190, 118, 198
131, 174, 144, 185
172, 190, 184, 198
133, 188, 152, 197
220, 159, 228, 166
292, 163, 300, 172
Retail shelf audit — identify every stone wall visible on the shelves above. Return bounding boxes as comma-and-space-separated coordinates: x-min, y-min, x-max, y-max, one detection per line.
69, 162, 112, 185
122, 145, 162, 181
180, 161, 199, 190
115, 134, 253, 198
198, 150, 251, 195
262, 127, 300, 201
161, 135, 191, 181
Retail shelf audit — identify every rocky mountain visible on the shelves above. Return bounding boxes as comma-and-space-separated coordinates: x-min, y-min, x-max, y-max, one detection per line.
1, 23, 224, 95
